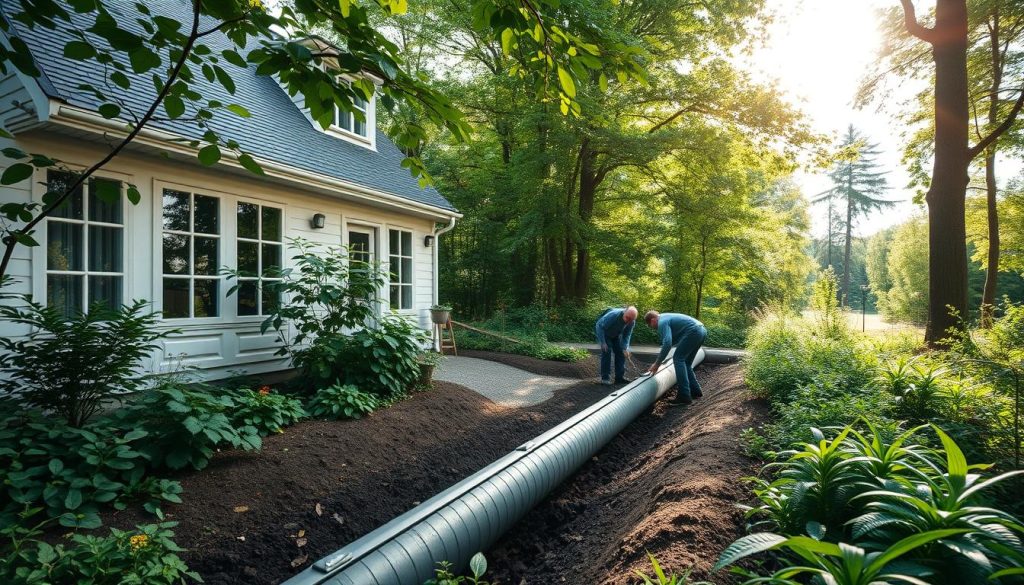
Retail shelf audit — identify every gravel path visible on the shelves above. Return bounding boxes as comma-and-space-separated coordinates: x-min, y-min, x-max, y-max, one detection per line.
433, 356, 579, 407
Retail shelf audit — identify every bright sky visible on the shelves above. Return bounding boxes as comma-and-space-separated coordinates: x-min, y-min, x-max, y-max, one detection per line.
743, 0, 922, 239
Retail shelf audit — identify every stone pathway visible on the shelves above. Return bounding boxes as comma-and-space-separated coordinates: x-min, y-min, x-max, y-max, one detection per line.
433, 356, 578, 408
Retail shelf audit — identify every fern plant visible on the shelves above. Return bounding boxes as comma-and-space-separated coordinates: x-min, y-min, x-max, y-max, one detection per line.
307, 383, 378, 420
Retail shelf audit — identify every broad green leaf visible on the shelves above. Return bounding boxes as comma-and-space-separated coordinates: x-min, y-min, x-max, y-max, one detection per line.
866, 529, 971, 574
128, 46, 161, 73
238, 153, 264, 175
469, 552, 487, 578
339, 0, 351, 17
933, 425, 967, 479
198, 144, 221, 166
64, 488, 83, 510
713, 533, 787, 571
98, 103, 121, 119
226, 104, 251, 118
556, 66, 576, 98
1, 163, 33, 185
164, 94, 186, 119
500, 28, 514, 56
63, 41, 96, 60
126, 185, 142, 205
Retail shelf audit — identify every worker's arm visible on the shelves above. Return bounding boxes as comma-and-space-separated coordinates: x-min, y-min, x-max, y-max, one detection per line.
595, 313, 608, 351
654, 320, 672, 364
622, 319, 635, 353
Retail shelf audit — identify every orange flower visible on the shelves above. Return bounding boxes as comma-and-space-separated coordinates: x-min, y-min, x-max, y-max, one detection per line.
258, 385, 271, 396
129, 534, 149, 551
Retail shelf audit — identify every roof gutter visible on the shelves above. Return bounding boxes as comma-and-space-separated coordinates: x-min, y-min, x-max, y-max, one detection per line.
50, 102, 462, 221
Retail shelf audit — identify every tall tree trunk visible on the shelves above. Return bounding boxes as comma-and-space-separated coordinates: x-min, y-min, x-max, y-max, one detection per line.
924, 0, 971, 345
573, 141, 598, 302
981, 9, 1002, 328
842, 171, 854, 306
826, 196, 834, 267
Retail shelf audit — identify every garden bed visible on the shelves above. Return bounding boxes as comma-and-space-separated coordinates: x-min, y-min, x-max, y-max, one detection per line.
100, 370, 615, 584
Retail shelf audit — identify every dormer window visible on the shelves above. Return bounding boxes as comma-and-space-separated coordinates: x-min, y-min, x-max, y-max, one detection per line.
332, 92, 369, 138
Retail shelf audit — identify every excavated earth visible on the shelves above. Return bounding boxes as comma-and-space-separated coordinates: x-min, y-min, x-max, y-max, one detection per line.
98, 352, 766, 584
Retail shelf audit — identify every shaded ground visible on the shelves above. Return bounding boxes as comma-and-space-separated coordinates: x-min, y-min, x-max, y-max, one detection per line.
103, 367, 613, 585
487, 364, 769, 584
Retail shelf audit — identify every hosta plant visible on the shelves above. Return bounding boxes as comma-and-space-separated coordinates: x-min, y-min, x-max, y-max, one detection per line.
307, 383, 378, 420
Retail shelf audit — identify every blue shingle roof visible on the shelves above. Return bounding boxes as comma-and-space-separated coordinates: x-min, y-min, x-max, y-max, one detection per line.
4, 0, 456, 212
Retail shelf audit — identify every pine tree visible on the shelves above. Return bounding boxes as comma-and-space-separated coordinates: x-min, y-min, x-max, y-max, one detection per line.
814, 126, 893, 305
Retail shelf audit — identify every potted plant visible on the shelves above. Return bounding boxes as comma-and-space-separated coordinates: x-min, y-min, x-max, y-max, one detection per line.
429, 303, 452, 325
416, 351, 445, 389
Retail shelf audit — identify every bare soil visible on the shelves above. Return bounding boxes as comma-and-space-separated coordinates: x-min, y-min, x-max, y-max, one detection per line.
487, 364, 769, 584
100, 354, 765, 585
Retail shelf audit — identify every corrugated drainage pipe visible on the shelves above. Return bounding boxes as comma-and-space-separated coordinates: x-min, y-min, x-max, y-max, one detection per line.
285, 347, 706, 585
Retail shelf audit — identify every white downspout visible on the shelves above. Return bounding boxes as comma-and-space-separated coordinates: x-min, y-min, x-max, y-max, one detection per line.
431, 216, 457, 350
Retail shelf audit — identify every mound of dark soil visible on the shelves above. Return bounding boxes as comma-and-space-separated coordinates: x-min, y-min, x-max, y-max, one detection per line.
486, 364, 769, 584
103, 377, 612, 585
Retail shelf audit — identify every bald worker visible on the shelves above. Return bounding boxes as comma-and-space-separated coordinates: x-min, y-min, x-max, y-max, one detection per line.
595, 305, 638, 385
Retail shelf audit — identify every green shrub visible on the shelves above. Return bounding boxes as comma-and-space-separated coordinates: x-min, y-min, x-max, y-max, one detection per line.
1, 515, 200, 585
225, 238, 386, 390
457, 330, 588, 362
338, 313, 430, 398
424, 552, 491, 585
725, 423, 1024, 584
307, 383, 378, 420
0, 299, 171, 427
0, 402, 181, 529
230, 386, 306, 435
113, 382, 261, 471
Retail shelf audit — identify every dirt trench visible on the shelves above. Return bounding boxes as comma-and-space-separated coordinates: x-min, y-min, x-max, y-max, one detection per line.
486, 364, 769, 584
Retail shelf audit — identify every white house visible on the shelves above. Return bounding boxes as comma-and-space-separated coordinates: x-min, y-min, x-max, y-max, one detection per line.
0, 2, 460, 379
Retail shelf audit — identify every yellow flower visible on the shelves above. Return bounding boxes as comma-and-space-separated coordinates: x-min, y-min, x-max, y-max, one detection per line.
129, 534, 149, 551
248, 0, 263, 9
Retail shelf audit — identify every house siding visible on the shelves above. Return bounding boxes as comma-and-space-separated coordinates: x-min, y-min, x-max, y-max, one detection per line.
1, 129, 442, 380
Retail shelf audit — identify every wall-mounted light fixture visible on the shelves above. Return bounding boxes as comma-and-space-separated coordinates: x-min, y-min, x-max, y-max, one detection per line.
424, 235, 434, 247
311, 213, 326, 229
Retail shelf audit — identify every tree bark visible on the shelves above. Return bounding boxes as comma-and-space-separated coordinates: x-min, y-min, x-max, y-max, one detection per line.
842, 169, 854, 306
980, 9, 1002, 328
573, 140, 599, 302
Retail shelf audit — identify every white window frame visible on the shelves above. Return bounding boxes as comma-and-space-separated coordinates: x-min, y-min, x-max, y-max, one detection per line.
153, 180, 290, 326
344, 220, 385, 314
234, 199, 285, 318
158, 187, 223, 320
319, 69, 378, 150
387, 227, 414, 312
31, 166, 132, 315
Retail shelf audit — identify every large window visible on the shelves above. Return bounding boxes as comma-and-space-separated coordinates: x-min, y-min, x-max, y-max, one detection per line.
45, 171, 124, 317
236, 202, 283, 316
388, 229, 412, 310
161, 189, 220, 318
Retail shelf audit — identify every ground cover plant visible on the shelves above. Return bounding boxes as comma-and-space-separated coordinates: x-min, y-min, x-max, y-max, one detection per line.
307, 383, 379, 420
716, 423, 1024, 584
457, 329, 589, 362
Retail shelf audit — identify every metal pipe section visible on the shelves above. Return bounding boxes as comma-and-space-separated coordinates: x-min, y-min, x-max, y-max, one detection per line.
285, 348, 706, 585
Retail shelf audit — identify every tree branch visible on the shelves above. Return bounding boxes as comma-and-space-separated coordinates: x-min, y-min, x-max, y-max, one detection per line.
0, 0, 205, 280
968, 87, 1024, 160
899, 0, 938, 44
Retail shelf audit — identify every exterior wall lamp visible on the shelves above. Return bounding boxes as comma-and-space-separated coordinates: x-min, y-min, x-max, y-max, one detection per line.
424, 235, 434, 247
311, 213, 326, 229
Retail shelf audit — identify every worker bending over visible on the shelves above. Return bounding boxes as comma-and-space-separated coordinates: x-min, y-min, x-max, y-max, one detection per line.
595, 305, 638, 385
644, 310, 707, 405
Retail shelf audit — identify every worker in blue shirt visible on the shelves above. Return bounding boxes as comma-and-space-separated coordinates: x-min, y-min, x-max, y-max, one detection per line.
595, 305, 638, 385
644, 310, 707, 405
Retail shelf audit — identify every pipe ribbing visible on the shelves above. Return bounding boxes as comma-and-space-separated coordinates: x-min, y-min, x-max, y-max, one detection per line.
285, 348, 706, 585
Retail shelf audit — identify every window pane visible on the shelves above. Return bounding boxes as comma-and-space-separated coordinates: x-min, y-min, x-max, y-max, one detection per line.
389, 255, 399, 281
401, 257, 412, 284
237, 281, 258, 316
349, 231, 370, 264
194, 236, 218, 275
194, 195, 219, 234
261, 207, 282, 241
354, 118, 366, 137
89, 275, 122, 312
88, 226, 122, 272
389, 229, 398, 253
47, 222, 82, 271
162, 233, 190, 274
162, 190, 190, 231
390, 284, 399, 307
261, 285, 280, 315
237, 202, 258, 239
193, 279, 219, 317
48, 172, 83, 220
337, 109, 351, 131
47, 274, 83, 317
401, 285, 412, 310
401, 231, 411, 255
262, 243, 281, 273
162, 278, 189, 318
237, 241, 258, 274
88, 179, 122, 224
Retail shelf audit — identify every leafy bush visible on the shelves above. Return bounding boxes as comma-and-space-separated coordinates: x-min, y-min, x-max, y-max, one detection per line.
226, 238, 386, 391
0, 299, 170, 427
338, 313, 430, 398
1, 516, 200, 585
230, 386, 306, 435
723, 423, 1024, 584
113, 382, 261, 471
0, 402, 181, 529
307, 383, 378, 420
